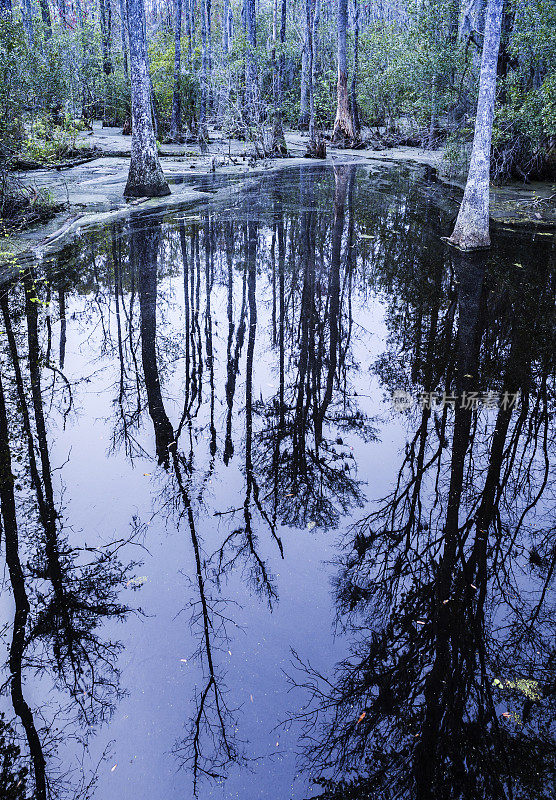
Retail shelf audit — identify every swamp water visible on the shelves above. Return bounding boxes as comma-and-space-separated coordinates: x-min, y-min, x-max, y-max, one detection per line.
0, 163, 554, 800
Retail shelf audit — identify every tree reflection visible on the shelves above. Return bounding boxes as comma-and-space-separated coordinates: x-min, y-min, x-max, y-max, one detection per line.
3, 162, 551, 799
248, 166, 370, 533
0, 268, 136, 797
129, 213, 245, 791
286, 240, 556, 799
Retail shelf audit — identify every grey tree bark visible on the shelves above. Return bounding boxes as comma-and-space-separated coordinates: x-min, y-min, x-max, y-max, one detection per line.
270, 0, 287, 153
170, 0, 183, 140
350, 0, 360, 137
99, 0, 114, 124
447, 0, 504, 250
124, 0, 170, 197
332, 0, 356, 143
218, 0, 233, 122
299, 27, 310, 128
244, 0, 258, 120
199, 0, 210, 150
306, 0, 316, 145
185, 0, 192, 61
118, 0, 129, 80
312, 0, 320, 99
458, 0, 486, 42
223, 0, 231, 53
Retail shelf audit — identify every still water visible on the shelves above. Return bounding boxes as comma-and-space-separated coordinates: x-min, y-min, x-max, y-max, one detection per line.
0, 163, 554, 800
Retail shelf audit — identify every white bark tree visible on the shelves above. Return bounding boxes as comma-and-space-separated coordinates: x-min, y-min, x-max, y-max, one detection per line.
332, 0, 356, 143
124, 0, 170, 197
447, 0, 504, 249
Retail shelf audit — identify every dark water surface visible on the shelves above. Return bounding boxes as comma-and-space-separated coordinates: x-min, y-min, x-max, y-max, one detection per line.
0, 164, 554, 800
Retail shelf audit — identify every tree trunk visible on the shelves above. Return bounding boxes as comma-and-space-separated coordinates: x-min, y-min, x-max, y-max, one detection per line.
39, 0, 52, 39
170, 0, 183, 140
244, 0, 258, 120
223, 0, 229, 53
218, 0, 233, 122
350, 0, 360, 137
447, 0, 504, 250
185, 0, 192, 61
312, 0, 320, 99
428, 75, 437, 147
23, 0, 34, 44
118, 0, 129, 80
124, 0, 170, 197
100, 0, 114, 125
199, 0, 209, 149
99, 0, 113, 77
299, 33, 310, 127
458, 0, 486, 42
306, 0, 316, 145
270, 0, 287, 153
332, 0, 355, 143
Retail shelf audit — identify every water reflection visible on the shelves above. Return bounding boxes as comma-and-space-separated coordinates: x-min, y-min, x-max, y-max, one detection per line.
288, 231, 556, 799
0, 163, 554, 799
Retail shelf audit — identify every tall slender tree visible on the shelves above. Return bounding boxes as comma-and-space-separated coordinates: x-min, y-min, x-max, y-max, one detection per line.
447, 0, 504, 249
99, 0, 114, 124
199, 0, 210, 149
124, 0, 170, 197
118, 0, 129, 80
170, 0, 183, 141
244, 0, 258, 119
350, 0, 360, 138
39, 0, 52, 39
299, 10, 310, 128
270, 0, 287, 153
332, 0, 356, 143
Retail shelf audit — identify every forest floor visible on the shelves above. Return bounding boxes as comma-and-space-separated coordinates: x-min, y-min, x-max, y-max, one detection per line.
2, 122, 554, 273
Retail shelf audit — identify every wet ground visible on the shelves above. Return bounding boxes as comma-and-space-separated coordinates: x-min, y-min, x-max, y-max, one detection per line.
4, 123, 553, 275
0, 163, 554, 800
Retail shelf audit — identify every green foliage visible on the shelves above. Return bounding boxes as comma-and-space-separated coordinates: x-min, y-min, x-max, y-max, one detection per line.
21, 117, 90, 164
358, 23, 416, 129
0, 16, 30, 158
489, 0, 556, 180
0, 0, 554, 187
149, 29, 198, 135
